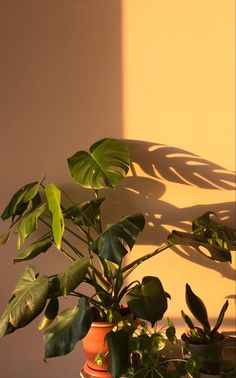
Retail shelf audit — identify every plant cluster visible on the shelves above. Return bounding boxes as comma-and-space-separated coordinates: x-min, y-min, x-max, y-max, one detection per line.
0, 138, 235, 378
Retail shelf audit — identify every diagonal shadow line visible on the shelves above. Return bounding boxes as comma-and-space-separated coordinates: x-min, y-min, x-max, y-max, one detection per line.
125, 140, 236, 190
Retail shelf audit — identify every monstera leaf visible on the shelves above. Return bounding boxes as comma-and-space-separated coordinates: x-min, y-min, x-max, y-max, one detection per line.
1, 181, 41, 220
0, 266, 48, 337
91, 213, 145, 264
14, 233, 53, 263
44, 297, 92, 358
56, 257, 90, 297
126, 276, 169, 325
67, 138, 130, 189
65, 198, 105, 227
168, 212, 235, 262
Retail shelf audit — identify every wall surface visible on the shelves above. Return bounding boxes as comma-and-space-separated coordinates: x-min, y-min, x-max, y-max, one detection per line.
0, 1, 235, 377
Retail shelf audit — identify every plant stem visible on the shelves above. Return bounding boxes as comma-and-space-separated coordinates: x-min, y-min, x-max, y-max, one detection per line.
62, 236, 84, 258
122, 243, 172, 278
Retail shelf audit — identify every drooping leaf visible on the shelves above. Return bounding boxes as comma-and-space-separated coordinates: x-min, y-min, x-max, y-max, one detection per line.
38, 297, 59, 330
45, 184, 64, 249
1, 182, 40, 220
0, 266, 48, 337
44, 297, 92, 358
209, 300, 229, 337
106, 330, 129, 378
14, 233, 53, 263
126, 276, 169, 325
185, 284, 210, 332
91, 213, 145, 264
167, 230, 232, 263
65, 198, 105, 227
17, 203, 46, 250
57, 257, 90, 297
68, 138, 130, 189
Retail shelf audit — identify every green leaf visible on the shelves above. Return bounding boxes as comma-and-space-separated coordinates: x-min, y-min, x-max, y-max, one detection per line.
14, 233, 53, 263
126, 276, 168, 325
185, 357, 200, 377
168, 229, 232, 262
1, 182, 40, 220
92, 213, 145, 264
185, 284, 210, 332
57, 257, 90, 297
44, 297, 92, 358
0, 266, 48, 337
209, 300, 229, 337
17, 203, 46, 250
38, 297, 59, 330
106, 330, 129, 378
65, 198, 105, 227
181, 310, 195, 329
45, 184, 64, 249
68, 138, 130, 189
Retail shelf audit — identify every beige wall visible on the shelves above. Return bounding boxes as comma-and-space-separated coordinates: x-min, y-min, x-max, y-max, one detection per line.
0, 1, 235, 377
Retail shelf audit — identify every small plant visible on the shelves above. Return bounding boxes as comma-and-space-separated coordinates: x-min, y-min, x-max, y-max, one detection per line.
123, 319, 200, 378
181, 284, 229, 345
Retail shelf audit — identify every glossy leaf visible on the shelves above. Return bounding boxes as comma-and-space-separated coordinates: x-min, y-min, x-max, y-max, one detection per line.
92, 213, 145, 264
17, 203, 46, 250
181, 310, 195, 329
57, 257, 90, 297
168, 230, 232, 262
65, 198, 104, 227
44, 297, 92, 358
14, 233, 53, 263
1, 182, 40, 220
68, 138, 130, 189
106, 330, 129, 378
0, 266, 48, 337
126, 276, 169, 325
38, 297, 59, 330
185, 284, 210, 332
45, 184, 64, 249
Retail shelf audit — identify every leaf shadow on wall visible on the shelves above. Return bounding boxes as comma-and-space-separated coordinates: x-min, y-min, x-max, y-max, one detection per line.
104, 139, 236, 282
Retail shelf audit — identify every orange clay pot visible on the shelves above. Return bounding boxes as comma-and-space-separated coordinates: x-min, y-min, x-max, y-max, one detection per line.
82, 322, 114, 378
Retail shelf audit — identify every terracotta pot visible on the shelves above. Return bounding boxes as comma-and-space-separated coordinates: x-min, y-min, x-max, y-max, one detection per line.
82, 322, 114, 377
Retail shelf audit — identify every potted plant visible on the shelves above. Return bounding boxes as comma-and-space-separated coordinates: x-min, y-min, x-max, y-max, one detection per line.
0, 138, 235, 378
197, 343, 236, 378
122, 318, 200, 378
181, 284, 230, 370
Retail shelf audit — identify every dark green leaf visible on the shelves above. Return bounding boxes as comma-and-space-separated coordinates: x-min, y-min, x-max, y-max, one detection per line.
0, 266, 48, 337
65, 198, 104, 227
14, 233, 53, 263
106, 330, 129, 378
17, 203, 46, 250
181, 310, 195, 329
185, 357, 200, 376
168, 230, 232, 262
185, 284, 210, 331
92, 213, 145, 264
57, 257, 90, 297
1, 182, 40, 220
45, 184, 64, 249
126, 276, 168, 325
44, 297, 92, 358
68, 138, 130, 189
209, 300, 229, 337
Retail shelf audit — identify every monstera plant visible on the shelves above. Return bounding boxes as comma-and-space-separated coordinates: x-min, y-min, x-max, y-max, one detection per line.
0, 138, 235, 378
